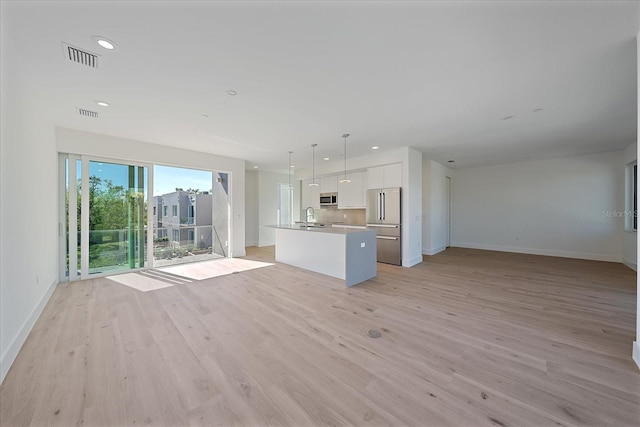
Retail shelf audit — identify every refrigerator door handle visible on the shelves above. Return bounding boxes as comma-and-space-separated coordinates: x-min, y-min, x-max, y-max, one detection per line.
382, 192, 385, 220
376, 235, 399, 240
366, 224, 399, 228
378, 192, 382, 221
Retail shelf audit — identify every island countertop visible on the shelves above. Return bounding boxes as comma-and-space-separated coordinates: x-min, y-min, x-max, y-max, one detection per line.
264, 224, 369, 234
268, 225, 377, 287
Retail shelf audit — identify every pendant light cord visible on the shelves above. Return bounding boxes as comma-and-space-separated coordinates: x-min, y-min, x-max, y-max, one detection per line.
340, 133, 350, 183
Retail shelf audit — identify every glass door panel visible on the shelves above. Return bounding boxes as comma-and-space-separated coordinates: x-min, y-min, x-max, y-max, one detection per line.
86, 161, 147, 275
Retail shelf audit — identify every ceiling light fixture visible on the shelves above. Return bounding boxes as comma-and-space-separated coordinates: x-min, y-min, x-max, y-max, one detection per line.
532, 108, 543, 112
371, 146, 379, 150
339, 133, 351, 183
447, 160, 455, 163
502, 115, 515, 120
309, 144, 319, 187
92, 36, 117, 51
227, 90, 238, 96
95, 100, 109, 107
323, 157, 330, 161
253, 165, 259, 169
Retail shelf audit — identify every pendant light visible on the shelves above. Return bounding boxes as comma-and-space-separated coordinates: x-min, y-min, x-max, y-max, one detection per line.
309, 144, 319, 187
288, 151, 293, 188
339, 133, 351, 183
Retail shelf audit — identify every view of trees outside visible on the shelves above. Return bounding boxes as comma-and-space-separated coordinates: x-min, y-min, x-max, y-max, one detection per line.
64, 160, 228, 276
65, 161, 147, 275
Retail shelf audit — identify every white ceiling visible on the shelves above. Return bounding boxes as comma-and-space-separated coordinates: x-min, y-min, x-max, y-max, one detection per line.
2, 1, 638, 172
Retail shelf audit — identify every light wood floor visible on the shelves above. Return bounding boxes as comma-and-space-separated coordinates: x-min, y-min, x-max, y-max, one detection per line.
1, 247, 638, 426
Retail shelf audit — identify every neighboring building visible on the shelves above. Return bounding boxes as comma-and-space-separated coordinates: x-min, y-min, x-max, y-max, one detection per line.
153, 190, 213, 249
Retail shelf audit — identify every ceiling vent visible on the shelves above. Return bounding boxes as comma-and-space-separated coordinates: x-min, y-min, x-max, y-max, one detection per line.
62, 43, 99, 68
77, 108, 99, 118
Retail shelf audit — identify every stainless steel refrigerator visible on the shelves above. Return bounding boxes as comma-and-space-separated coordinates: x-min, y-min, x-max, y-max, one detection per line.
366, 187, 401, 265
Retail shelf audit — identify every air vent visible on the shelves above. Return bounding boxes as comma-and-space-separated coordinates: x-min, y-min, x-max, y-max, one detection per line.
62, 43, 99, 68
78, 108, 99, 118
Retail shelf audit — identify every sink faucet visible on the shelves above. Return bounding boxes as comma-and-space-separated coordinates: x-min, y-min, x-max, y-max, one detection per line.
305, 206, 315, 226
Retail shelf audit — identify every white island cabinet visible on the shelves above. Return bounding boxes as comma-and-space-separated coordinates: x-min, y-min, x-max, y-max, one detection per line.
270, 225, 376, 287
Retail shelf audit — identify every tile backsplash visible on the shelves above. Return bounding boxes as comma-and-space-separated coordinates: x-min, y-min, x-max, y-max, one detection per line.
308, 207, 366, 225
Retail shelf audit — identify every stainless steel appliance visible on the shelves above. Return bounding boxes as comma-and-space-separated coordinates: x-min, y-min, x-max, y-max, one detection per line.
320, 192, 338, 206
366, 187, 401, 265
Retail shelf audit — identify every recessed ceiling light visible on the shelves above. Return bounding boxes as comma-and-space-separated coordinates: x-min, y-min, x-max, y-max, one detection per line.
532, 108, 543, 112
290, 165, 295, 168
253, 165, 259, 169
92, 36, 117, 51
447, 160, 455, 163
95, 100, 109, 107
227, 90, 238, 96
502, 115, 515, 120
371, 146, 379, 150
323, 157, 330, 161
201, 114, 208, 118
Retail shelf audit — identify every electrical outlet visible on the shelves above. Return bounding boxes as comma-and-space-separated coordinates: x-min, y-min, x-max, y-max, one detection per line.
361, 242, 366, 248
344, 214, 347, 218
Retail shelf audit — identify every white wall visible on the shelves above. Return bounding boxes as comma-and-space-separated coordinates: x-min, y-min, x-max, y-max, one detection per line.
422, 158, 452, 255
257, 170, 289, 247
56, 128, 246, 258
295, 146, 423, 267
245, 170, 259, 247
623, 142, 637, 271
1, 26, 59, 383
452, 151, 624, 262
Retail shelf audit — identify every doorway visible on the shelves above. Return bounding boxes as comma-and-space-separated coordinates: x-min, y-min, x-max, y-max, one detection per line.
445, 176, 451, 248
152, 165, 230, 267
59, 154, 232, 282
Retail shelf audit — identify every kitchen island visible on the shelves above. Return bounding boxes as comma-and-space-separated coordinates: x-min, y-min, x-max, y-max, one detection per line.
268, 225, 376, 287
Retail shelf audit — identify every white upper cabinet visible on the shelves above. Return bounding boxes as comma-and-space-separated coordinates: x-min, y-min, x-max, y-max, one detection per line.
338, 171, 366, 209
319, 175, 338, 193
301, 179, 320, 210
367, 163, 402, 189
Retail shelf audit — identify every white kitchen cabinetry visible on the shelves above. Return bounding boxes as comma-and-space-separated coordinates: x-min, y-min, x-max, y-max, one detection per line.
338, 171, 366, 209
320, 175, 338, 193
367, 163, 402, 189
301, 179, 320, 210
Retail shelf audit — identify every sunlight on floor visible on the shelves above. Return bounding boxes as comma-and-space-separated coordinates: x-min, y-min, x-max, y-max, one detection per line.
158, 257, 275, 280
105, 257, 276, 292
106, 271, 178, 292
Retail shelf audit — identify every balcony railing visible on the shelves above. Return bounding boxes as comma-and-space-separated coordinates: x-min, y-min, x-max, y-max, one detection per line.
153, 225, 226, 264
180, 216, 195, 225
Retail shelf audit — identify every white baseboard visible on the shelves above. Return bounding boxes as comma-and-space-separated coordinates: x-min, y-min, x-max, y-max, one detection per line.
633, 341, 640, 370
1, 279, 57, 384
403, 255, 423, 267
422, 246, 447, 256
245, 241, 258, 248
623, 257, 637, 271
450, 241, 622, 263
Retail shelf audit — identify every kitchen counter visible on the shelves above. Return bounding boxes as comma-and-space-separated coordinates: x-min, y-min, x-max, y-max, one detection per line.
266, 225, 376, 286
271, 224, 367, 233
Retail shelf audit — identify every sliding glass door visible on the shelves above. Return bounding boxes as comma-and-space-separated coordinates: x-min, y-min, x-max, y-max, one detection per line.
86, 161, 147, 275
61, 155, 151, 280
60, 153, 232, 282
